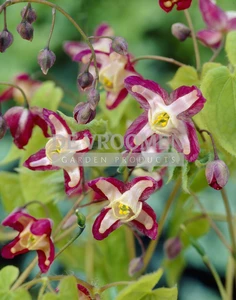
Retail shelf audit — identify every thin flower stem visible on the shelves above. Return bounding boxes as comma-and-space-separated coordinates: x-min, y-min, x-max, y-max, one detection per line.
142, 177, 181, 272
190, 191, 233, 254
11, 256, 38, 290
37, 279, 47, 300
3, 7, 7, 30
221, 188, 236, 257
0, 0, 99, 81
0, 82, 29, 106
184, 10, 201, 72
46, 8, 56, 48
209, 39, 224, 62
131, 55, 186, 67
22, 2, 30, 20
199, 129, 218, 159
125, 227, 136, 261
22, 200, 50, 218
100, 281, 134, 293
226, 255, 234, 299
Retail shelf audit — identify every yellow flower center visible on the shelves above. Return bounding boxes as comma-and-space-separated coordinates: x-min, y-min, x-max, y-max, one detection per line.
153, 112, 170, 127
118, 203, 130, 215
102, 77, 113, 89
163, 0, 178, 8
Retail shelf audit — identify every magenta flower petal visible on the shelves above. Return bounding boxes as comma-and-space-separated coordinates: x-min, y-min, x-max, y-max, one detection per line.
73, 49, 109, 67
2, 208, 36, 231
71, 129, 93, 153
159, 0, 192, 13
131, 202, 157, 240
30, 219, 53, 236
77, 284, 91, 299
37, 238, 55, 273
199, 0, 228, 30
63, 41, 87, 58
0, 87, 14, 102
94, 23, 113, 37
197, 29, 223, 49
227, 14, 236, 30
92, 208, 121, 240
43, 109, 71, 136
24, 148, 59, 171
31, 107, 50, 137
1, 237, 29, 259
125, 76, 169, 110
106, 88, 128, 110
4, 106, 34, 149
63, 166, 83, 196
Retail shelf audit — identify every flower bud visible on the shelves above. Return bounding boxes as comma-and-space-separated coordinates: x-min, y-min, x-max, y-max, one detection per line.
111, 36, 128, 55
17, 21, 34, 41
205, 160, 229, 190
73, 102, 96, 124
77, 71, 94, 90
0, 113, 7, 139
21, 4, 37, 24
0, 29, 13, 53
128, 256, 144, 276
171, 23, 191, 41
87, 88, 100, 110
164, 237, 182, 260
75, 209, 86, 228
37, 48, 56, 75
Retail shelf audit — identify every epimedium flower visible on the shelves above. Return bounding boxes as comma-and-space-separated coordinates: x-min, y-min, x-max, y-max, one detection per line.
159, 0, 192, 13
0, 73, 41, 104
205, 159, 229, 190
74, 50, 138, 109
4, 106, 49, 149
88, 176, 162, 240
24, 109, 92, 196
197, 0, 236, 48
1, 208, 54, 273
124, 76, 206, 162
64, 23, 114, 59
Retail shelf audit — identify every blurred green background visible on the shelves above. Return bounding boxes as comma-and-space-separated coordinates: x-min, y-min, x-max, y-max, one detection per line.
0, 0, 236, 299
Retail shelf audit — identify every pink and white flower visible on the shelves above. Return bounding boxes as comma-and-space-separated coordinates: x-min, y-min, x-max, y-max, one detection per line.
0, 73, 41, 104
197, 0, 236, 48
4, 106, 49, 149
24, 109, 92, 196
124, 76, 206, 162
64, 23, 114, 59
88, 177, 162, 240
159, 0, 192, 13
74, 50, 138, 109
1, 208, 54, 273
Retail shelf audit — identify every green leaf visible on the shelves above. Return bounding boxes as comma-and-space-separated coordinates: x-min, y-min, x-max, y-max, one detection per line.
0, 172, 25, 212
30, 81, 63, 111
115, 269, 163, 300
201, 62, 222, 80
150, 287, 178, 300
225, 31, 236, 65
201, 66, 236, 156
0, 144, 22, 166
168, 66, 200, 90
58, 111, 108, 135
42, 276, 78, 300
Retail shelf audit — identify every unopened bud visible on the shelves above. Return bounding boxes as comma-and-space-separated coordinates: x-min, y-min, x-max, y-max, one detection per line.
171, 23, 191, 41
0, 113, 7, 139
17, 21, 34, 41
75, 209, 86, 228
77, 71, 94, 90
205, 160, 229, 190
87, 88, 100, 110
73, 102, 96, 124
128, 256, 144, 276
0, 29, 13, 53
164, 237, 182, 260
111, 36, 128, 56
37, 48, 56, 75
21, 4, 37, 24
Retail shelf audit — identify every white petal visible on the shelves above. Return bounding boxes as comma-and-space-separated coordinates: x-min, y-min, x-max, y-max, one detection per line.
176, 121, 191, 155
49, 115, 69, 137
135, 209, 154, 230
133, 123, 154, 146
99, 209, 118, 233
64, 166, 81, 188
168, 90, 198, 116
30, 156, 51, 168
70, 136, 90, 152
95, 179, 122, 202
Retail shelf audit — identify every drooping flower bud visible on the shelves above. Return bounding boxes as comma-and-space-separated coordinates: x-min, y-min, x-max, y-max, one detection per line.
77, 71, 94, 90
0, 113, 7, 139
75, 209, 86, 228
87, 88, 100, 110
205, 160, 229, 190
164, 237, 182, 260
0, 29, 13, 53
171, 23, 191, 41
128, 256, 144, 276
17, 21, 34, 41
21, 4, 37, 24
37, 48, 56, 75
73, 102, 96, 124
111, 36, 128, 55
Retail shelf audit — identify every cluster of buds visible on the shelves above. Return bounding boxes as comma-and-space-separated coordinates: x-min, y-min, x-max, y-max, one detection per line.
17, 4, 37, 41
0, 8, 13, 53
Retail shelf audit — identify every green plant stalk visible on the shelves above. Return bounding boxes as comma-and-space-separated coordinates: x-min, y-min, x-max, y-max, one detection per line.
46, 8, 56, 48
0, 0, 99, 81
226, 255, 234, 299
131, 55, 186, 67
0, 82, 29, 106
142, 177, 181, 272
